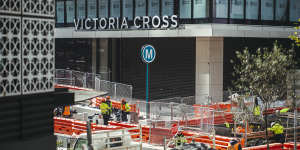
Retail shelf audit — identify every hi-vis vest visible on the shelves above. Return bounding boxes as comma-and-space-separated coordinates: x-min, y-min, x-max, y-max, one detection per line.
269, 123, 284, 135
121, 103, 131, 112
100, 102, 110, 115
63, 106, 71, 116
254, 106, 261, 116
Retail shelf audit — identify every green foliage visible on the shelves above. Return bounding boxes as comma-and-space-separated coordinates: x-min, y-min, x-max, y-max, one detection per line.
231, 43, 296, 105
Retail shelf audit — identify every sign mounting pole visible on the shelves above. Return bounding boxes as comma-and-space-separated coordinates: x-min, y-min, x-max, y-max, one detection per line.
141, 45, 156, 119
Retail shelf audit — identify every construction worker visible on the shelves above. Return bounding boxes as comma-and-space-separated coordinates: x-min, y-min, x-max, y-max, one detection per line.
268, 122, 285, 144
121, 99, 131, 122
105, 96, 113, 118
100, 98, 110, 125
227, 139, 242, 150
253, 98, 261, 116
63, 105, 71, 118
174, 129, 187, 149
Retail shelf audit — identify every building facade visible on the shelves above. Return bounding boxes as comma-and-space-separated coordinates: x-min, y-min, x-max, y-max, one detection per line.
55, 0, 300, 103
0, 1, 74, 150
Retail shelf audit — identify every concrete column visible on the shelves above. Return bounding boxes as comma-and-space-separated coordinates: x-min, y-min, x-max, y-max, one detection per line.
195, 37, 223, 104
99, 39, 109, 80
92, 39, 97, 74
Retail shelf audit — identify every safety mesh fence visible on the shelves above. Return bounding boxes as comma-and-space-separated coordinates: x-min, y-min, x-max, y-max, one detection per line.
55, 69, 133, 100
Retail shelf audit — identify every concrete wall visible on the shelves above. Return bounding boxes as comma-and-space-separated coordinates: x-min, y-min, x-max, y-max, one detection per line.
196, 37, 223, 104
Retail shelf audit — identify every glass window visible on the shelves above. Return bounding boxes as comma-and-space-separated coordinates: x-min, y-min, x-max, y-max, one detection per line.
180, 0, 192, 19
123, 0, 133, 20
77, 0, 86, 18
246, 0, 258, 20
230, 0, 244, 19
290, 0, 300, 22
193, 0, 207, 18
215, 0, 228, 18
88, 0, 97, 18
99, 0, 108, 18
261, 0, 273, 20
162, 0, 174, 16
110, 0, 120, 17
135, 0, 146, 16
66, 1, 75, 23
275, 0, 288, 21
148, 0, 160, 16
56, 1, 64, 23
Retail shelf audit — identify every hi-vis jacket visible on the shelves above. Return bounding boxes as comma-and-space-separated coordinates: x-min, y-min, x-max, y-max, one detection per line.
100, 102, 110, 115
121, 103, 131, 112
269, 123, 284, 135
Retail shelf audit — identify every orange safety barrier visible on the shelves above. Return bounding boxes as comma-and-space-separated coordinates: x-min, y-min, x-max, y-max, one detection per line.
283, 142, 300, 150
109, 121, 233, 150
243, 143, 283, 150
54, 117, 124, 135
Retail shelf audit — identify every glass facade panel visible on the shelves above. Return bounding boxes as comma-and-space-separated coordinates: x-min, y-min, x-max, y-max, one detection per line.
148, 0, 160, 16
275, 0, 288, 21
162, 0, 174, 16
246, 0, 258, 20
123, 0, 133, 20
230, 0, 244, 19
261, 0, 273, 20
56, 1, 64, 23
99, 0, 108, 18
88, 0, 97, 18
193, 0, 207, 18
111, 0, 120, 17
215, 0, 228, 18
290, 0, 300, 22
77, 0, 86, 18
180, 0, 192, 19
135, 0, 146, 16
66, 1, 75, 23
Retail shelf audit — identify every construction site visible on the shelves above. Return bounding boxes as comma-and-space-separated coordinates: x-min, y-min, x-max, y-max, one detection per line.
54, 70, 300, 150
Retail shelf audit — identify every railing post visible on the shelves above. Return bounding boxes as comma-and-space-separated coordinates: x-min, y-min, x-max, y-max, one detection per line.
114, 83, 117, 99
170, 102, 174, 121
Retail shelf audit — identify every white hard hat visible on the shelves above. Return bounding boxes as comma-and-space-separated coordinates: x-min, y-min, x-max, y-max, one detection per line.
271, 122, 275, 127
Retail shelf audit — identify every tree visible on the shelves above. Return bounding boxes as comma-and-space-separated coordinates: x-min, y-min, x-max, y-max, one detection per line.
231, 42, 296, 149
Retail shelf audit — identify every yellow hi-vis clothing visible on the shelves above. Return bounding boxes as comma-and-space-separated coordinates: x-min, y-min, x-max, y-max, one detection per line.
121, 103, 131, 112
254, 106, 261, 116
175, 134, 187, 148
100, 102, 110, 115
106, 101, 112, 113
280, 108, 290, 114
268, 123, 284, 135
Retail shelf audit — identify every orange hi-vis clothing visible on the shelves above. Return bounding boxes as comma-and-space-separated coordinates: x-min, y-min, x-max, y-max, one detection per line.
63, 106, 71, 116
121, 103, 131, 112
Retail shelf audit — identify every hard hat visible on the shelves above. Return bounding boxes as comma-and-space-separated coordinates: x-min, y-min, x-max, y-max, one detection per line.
271, 122, 275, 127
106, 96, 111, 99
96, 97, 101, 100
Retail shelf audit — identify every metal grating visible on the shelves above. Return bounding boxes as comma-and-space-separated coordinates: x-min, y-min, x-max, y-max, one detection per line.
0, 0, 55, 97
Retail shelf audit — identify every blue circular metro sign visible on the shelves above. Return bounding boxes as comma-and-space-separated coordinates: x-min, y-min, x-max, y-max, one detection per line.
141, 45, 156, 63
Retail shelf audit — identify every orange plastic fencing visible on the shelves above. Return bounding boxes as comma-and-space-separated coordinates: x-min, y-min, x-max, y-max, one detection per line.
54, 117, 123, 135
109, 121, 232, 150
242, 143, 283, 150
283, 142, 300, 150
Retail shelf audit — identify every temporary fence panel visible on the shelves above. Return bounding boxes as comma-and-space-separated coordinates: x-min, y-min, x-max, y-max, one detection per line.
115, 83, 133, 101
99, 80, 115, 96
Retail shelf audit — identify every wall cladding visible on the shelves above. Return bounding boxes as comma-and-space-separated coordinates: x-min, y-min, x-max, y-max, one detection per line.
0, 0, 55, 97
